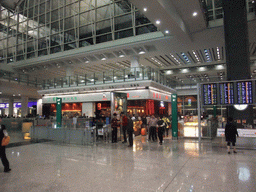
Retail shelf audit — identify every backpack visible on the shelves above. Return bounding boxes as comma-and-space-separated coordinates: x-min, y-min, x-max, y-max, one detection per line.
2, 136, 10, 146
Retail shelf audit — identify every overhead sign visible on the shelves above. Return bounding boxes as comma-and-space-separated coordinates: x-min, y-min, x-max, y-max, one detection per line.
202, 80, 255, 106
0, 102, 37, 109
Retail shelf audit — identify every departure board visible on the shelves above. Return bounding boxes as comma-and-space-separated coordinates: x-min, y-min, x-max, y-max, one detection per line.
219, 83, 234, 104
237, 81, 253, 104
203, 84, 217, 105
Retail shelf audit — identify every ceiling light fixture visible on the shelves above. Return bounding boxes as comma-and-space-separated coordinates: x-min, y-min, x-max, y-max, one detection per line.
143, 8, 147, 12
193, 12, 198, 17
156, 20, 161, 25
138, 48, 146, 54
181, 53, 191, 63
165, 30, 169, 34
170, 54, 181, 65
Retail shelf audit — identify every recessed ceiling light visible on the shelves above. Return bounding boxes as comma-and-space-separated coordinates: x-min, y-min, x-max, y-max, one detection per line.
101, 58, 106, 61
85, 60, 89, 63
156, 20, 161, 25
139, 51, 145, 55
165, 30, 169, 34
193, 12, 198, 17
143, 8, 147, 12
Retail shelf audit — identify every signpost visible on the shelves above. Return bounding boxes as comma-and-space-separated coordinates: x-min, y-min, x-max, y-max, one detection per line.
56, 98, 62, 128
171, 94, 178, 139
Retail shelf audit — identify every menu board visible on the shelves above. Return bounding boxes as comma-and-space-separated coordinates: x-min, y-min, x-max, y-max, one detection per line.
237, 81, 253, 104
203, 84, 217, 105
219, 83, 234, 104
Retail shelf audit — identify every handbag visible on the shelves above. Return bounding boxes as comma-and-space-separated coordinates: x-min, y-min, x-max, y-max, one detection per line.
2, 136, 10, 146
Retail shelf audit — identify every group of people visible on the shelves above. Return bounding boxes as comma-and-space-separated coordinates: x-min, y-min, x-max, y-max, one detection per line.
110, 113, 171, 147
147, 115, 171, 145
111, 112, 134, 147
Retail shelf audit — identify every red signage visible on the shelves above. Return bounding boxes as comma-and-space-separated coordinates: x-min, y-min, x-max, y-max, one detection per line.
97, 103, 102, 110
165, 96, 168, 100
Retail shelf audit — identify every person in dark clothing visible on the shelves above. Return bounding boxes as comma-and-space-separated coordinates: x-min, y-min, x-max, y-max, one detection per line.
157, 116, 165, 145
120, 112, 128, 143
111, 113, 119, 143
141, 115, 147, 128
0, 125, 11, 172
225, 117, 239, 154
127, 116, 134, 147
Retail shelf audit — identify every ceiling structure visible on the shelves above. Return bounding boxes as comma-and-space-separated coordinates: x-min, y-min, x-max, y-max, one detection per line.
0, 0, 256, 90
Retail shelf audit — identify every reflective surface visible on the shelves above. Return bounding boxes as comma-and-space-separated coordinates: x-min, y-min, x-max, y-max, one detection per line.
1, 137, 256, 192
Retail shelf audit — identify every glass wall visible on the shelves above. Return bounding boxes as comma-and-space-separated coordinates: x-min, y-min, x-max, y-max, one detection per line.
0, 0, 158, 64
204, 0, 254, 21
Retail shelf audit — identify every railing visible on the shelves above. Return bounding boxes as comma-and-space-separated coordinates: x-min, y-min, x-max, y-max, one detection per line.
32, 119, 112, 145
41, 67, 174, 90
30, 126, 95, 145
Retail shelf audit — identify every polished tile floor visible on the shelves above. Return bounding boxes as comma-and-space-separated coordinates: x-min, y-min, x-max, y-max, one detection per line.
1, 136, 256, 192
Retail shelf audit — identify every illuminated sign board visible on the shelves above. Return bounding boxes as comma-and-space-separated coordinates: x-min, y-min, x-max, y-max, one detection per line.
203, 83, 217, 105
219, 82, 234, 104
237, 81, 253, 104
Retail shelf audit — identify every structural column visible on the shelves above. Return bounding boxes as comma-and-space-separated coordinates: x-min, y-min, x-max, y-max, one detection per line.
223, 0, 250, 80
37, 99, 43, 116
66, 66, 75, 86
8, 98, 14, 117
21, 96, 28, 118
223, 0, 253, 125
130, 56, 140, 78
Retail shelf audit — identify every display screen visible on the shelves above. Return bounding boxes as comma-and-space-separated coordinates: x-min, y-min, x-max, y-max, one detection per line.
203, 84, 217, 105
237, 81, 253, 104
219, 83, 234, 104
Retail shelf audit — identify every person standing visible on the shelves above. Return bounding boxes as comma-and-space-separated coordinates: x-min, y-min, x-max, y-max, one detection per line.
111, 113, 118, 143
120, 112, 128, 143
148, 115, 158, 142
225, 117, 239, 154
157, 116, 165, 145
0, 125, 11, 172
127, 116, 134, 147
162, 115, 171, 137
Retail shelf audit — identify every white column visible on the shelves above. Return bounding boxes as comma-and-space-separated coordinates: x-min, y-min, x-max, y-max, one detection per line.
66, 66, 74, 77
21, 96, 29, 117
130, 56, 140, 68
66, 66, 75, 86
37, 99, 43, 116
82, 103, 94, 118
9, 98, 14, 117
130, 56, 141, 78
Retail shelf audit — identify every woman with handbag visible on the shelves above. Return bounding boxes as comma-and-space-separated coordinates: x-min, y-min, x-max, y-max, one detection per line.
0, 125, 11, 172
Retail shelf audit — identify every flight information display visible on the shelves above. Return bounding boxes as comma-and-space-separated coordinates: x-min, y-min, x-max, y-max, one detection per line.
219, 83, 234, 104
237, 81, 253, 104
203, 84, 217, 105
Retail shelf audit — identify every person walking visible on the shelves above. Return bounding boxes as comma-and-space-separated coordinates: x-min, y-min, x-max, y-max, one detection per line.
148, 115, 158, 142
127, 116, 134, 147
0, 125, 11, 172
120, 112, 128, 143
157, 116, 165, 145
225, 117, 239, 154
111, 113, 118, 143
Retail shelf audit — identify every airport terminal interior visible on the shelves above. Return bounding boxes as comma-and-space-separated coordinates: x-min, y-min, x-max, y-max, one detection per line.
1, 0, 256, 191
